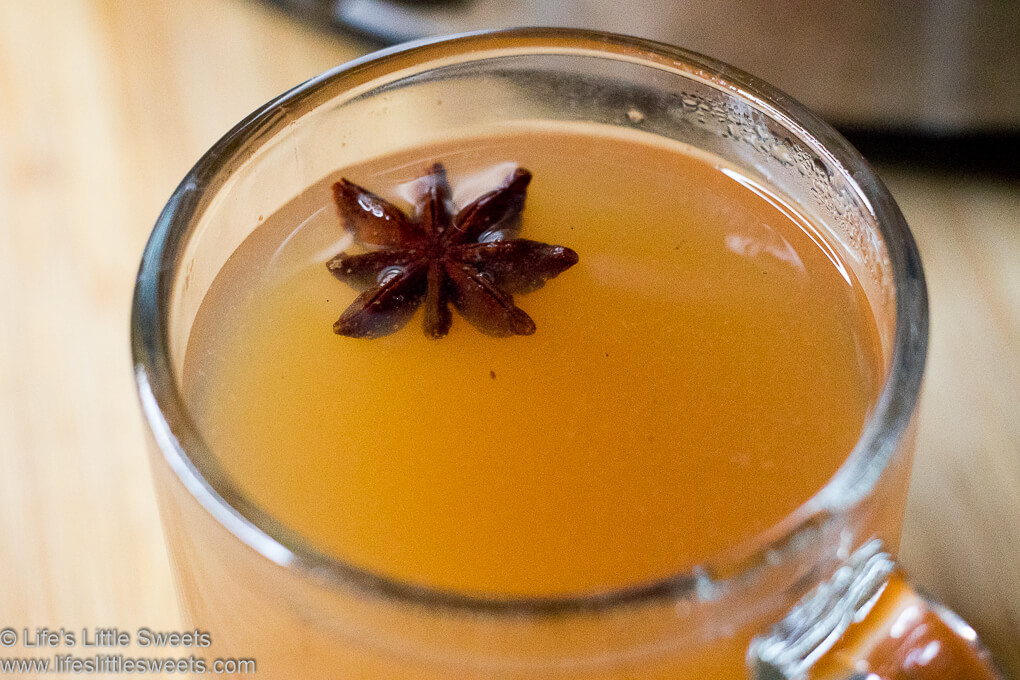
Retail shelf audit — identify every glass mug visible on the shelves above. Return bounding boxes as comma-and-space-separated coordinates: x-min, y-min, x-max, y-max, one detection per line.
131, 29, 1002, 679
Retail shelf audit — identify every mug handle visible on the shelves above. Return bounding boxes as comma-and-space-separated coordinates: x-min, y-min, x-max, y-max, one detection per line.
748, 541, 1003, 680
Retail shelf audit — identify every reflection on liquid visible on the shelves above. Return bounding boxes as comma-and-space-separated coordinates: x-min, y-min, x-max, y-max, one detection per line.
267, 204, 353, 276
724, 231, 805, 274
721, 167, 851, 285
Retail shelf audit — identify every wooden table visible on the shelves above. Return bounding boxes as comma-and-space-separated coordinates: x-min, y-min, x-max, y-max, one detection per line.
1, 0, 1016, 675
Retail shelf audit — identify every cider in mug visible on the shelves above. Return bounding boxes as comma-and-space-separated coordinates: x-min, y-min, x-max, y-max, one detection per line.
183, 125, 882, 599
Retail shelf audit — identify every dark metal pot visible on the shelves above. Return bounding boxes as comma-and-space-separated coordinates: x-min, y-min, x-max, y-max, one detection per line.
272, 0, 1020, 134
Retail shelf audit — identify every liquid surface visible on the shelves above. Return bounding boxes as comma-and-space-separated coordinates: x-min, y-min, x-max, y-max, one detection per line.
183, 126, 883, 597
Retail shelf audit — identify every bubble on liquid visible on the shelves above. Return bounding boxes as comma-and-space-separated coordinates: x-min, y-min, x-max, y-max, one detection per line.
479, 229, 509, 243
378, 266, 404, 284
358, 195, 385, 218
627, 108, 645, 124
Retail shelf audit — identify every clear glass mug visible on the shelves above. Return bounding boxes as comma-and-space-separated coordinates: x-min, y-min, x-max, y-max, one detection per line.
131, 29, 1002, 679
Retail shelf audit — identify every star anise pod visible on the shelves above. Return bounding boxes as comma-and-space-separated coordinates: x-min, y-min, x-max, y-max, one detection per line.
327, 163, 579, 339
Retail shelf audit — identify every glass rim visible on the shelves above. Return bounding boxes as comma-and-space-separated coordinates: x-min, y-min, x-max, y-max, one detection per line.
131, 27, 928, 617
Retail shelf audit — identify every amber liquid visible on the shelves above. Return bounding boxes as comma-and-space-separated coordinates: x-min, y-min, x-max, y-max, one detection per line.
183, 126, 883, 600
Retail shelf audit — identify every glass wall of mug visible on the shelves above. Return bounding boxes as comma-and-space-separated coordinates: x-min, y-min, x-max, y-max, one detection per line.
132, 29, 926, 679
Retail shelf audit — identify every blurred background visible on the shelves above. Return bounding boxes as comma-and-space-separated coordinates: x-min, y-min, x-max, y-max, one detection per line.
0, 0, 1017, 675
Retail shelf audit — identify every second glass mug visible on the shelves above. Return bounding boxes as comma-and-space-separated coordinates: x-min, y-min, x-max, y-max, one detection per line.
131, 29, 1001, 679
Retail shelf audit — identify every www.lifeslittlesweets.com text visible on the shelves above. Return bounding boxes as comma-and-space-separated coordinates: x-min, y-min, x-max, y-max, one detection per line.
0, 628, 255, 674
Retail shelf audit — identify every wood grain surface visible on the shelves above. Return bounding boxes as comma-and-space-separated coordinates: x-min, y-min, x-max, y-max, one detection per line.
0, 0, 1016, 675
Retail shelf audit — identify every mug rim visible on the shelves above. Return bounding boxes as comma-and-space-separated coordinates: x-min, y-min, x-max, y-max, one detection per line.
131, 27, 928, 616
